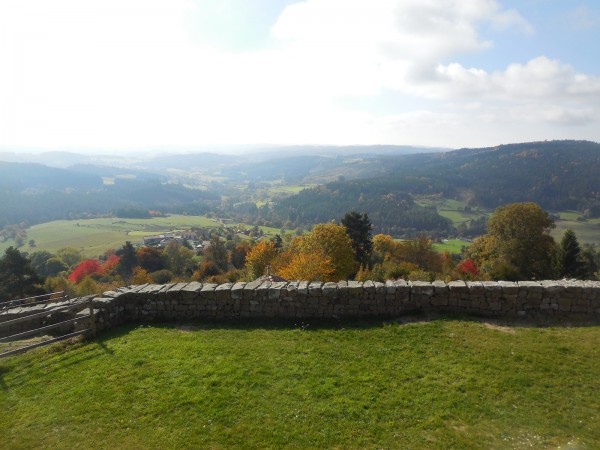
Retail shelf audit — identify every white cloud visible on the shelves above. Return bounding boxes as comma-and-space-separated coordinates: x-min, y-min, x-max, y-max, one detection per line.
0, 0, 598, 149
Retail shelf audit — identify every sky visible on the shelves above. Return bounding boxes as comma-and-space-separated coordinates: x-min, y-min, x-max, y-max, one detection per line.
1, 0, 600, 152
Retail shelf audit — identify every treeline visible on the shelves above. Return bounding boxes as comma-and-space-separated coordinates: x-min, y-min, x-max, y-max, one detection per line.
2, 204, 599, 303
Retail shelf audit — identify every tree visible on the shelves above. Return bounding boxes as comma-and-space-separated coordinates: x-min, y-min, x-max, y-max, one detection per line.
68, 259, 102, 284
116, 241, 138, 284
30, 250, 54, 276
203, 236, 228, 272
136, 247, 164, 273
245, 241, 280, 279
0, 246, 45, 301
278, 251, 335, 281
558, 229, 586, 279
298, 223, 357, 281
230, 241, 250, 270
45, 257, 69, 277
399, 235, 442, 273
467, 202, 557, 280
163, 241, 195, 276
341, 211, 373, 267
56, 247, 83, 268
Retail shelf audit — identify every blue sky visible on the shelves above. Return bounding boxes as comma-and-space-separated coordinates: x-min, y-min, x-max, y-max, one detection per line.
1, 0, 599, 151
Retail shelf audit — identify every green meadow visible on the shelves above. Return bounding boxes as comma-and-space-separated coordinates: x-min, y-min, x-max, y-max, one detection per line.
0, 216, 222, 258
0, 318, 598, 449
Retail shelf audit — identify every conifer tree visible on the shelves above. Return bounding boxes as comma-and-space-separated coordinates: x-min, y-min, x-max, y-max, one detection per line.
559, 229, 585, 279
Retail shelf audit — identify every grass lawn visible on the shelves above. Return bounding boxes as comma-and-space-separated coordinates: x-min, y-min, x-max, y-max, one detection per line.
0, 318, 598, 449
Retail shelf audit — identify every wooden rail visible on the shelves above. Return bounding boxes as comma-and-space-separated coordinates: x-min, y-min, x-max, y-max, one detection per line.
0, 295, 95, 359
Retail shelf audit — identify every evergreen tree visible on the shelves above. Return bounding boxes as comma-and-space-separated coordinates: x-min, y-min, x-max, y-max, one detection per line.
116, 241, 138, 285
0, 246, 45, 301
559, 229, 586, 279
341, 211, 373, 268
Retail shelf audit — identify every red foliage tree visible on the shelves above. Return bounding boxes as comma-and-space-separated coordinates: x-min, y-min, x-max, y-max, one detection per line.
457, 259, 479, 276
68, 259, 102, 284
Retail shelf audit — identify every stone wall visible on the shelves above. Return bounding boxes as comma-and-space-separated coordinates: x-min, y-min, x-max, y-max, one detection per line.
2, 280, 599, 337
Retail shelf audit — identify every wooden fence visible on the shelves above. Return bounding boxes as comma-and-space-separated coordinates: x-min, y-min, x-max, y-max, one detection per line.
0, 292, 96, 359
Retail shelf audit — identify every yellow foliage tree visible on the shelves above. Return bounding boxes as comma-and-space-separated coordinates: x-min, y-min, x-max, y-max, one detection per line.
278, 251, 335, 281
131, 267, 152, 285
245, 240, 280, 278
297, 223, 357, 281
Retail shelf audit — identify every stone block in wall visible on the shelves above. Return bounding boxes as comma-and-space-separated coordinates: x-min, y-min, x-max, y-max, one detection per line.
431, 281, 449, 306
391, 280, 410, 304
200, 283, 217, 300
333, 282, 349, 305
215, 283, 233, 301
282, 282, 299, 302
181, 282, 203, 301
255, 282, 271, 302
269, 282, 288, 300
466, 281, 485, 296
164, 282, 186, 299
498, 281, 519, 295
138, 284, 162, 295
231, 282, 246, 300
243, 280, 262, 299
347, 281, 363, 297
156, 284, 175, 301
410, 281, 433, 307
322, 282, 338, 297
297, 281, 310, 296
309, 282, 323, 296
362, 281, 376, 299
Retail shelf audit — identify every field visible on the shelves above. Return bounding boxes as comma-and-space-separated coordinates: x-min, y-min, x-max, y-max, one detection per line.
433, 239, 472, 255
0, 318, 598, 449
414, 197, 488, 227
0, 215, 297, 259
553, 212, 600, 247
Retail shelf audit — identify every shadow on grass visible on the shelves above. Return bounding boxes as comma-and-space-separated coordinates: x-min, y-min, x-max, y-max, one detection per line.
98, 310, 600, 335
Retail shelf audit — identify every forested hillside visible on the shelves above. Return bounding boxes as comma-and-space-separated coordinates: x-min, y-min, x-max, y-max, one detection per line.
270, 180, 453, 237
375, 140, 600, 211
0, 162, 219, 227
1, 140, 599, 235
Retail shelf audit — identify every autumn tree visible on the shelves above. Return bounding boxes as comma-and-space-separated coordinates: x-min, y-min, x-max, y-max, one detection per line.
398, 235, 442, 273
467, 202, 557, 280
68, 259, 102, 284
278, 251, 335, 281
245, 240, 280, 279
230, 241, 250, 270
294, 223, 357, 281
342, 211, 373, 268
136, 247, 164, 273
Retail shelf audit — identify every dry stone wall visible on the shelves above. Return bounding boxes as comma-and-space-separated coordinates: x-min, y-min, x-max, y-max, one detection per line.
91, 279, 599, 331
2, 280, 599, 337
